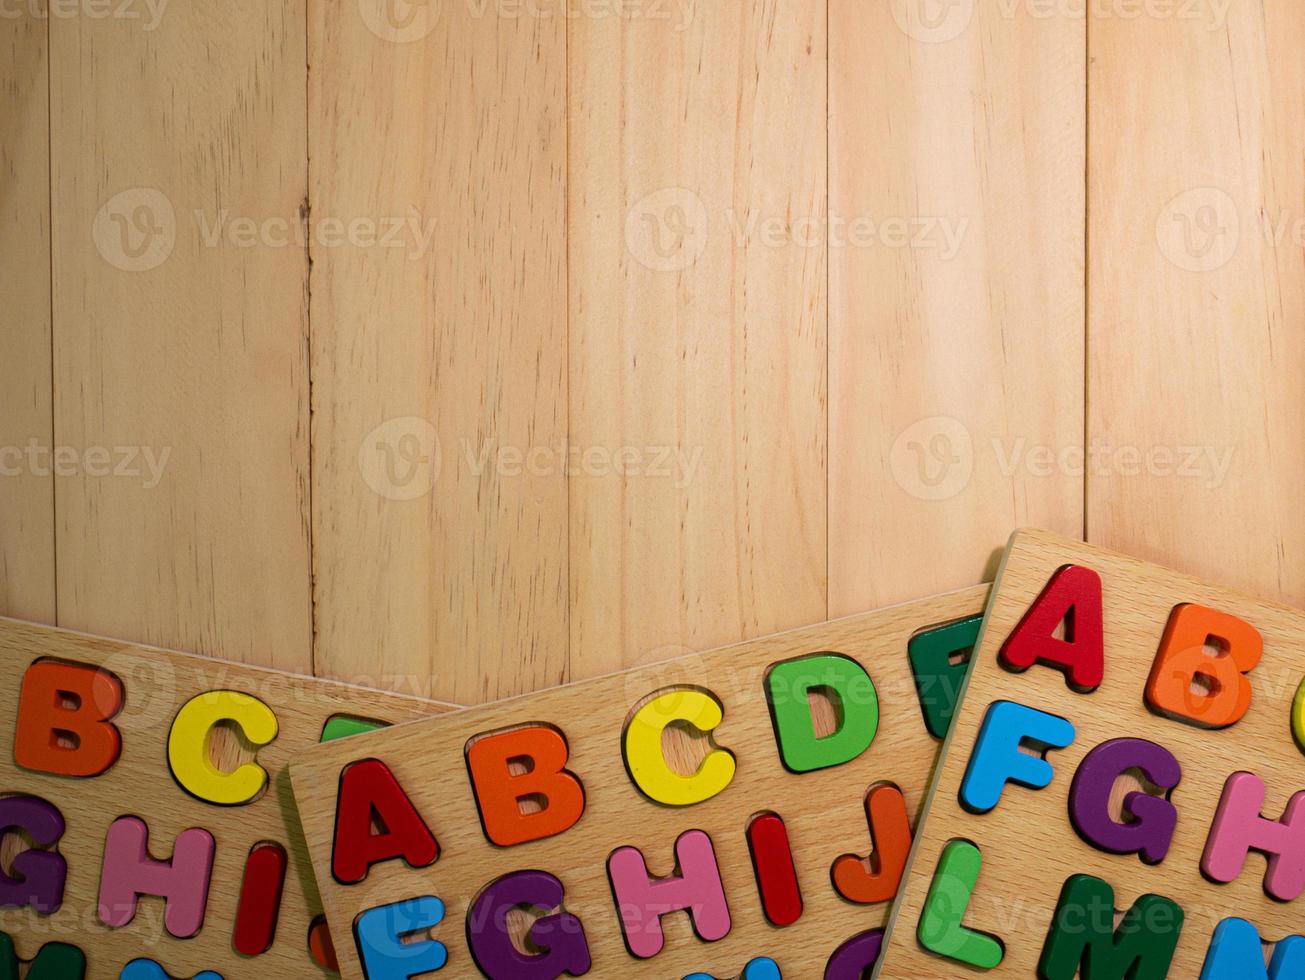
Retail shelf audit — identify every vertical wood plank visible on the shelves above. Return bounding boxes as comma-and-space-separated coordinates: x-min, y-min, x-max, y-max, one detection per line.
0, 5, 55, 623
310, 1, 569, 703
828, 1, 1086, 614
49, 2, 312, 671
1089, 2, 1305, 603
568, 0, 829, 679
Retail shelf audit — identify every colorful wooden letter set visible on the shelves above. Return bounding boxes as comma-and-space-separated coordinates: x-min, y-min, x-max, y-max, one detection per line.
12, 528, 1303, 977
0, 618, 448, 978
880, 529, 1305, 978
289, 587, 990, 979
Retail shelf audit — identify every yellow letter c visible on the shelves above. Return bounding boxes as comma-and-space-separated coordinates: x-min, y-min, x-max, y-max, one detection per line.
168, 691, 279, 805
623, 688, 735, 806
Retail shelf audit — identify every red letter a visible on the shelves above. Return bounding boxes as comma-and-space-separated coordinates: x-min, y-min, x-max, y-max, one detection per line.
999, 564, 1103, 692
332, 759, 439, 884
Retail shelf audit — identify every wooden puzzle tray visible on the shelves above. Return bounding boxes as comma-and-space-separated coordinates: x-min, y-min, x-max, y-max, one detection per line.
879, 529, 1305, 978
0, 617, 453, 978
289, 586, 990, 979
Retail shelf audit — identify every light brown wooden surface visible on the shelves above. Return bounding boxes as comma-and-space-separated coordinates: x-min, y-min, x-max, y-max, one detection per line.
13, 2, 1094, 705
829, 0, 1086, 615
309, 0, 569, 704
0, 3, 55, 625
568, 0, 829, 681
879, 529, 1305, 977
0, 616, 451, 977
1088, 1, 1305, 605
16, 3, 1302, 706
292, 586, 989, 980
49, 1, 313, 671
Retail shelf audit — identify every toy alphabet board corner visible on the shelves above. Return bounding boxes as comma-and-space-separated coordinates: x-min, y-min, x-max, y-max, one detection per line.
876, 528, 1305, 978
288, 586, 994, 979
0, 616, 454, 978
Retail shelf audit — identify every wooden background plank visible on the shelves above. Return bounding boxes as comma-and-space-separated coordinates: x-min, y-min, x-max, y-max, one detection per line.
567, 0, 829, 681
25, 3, 1304, 707
828, 0, 1086, 615
308, 1, 569, 703
48, 1, 312, 671
1088, 1, 1305, 605
0, 4, 55, 624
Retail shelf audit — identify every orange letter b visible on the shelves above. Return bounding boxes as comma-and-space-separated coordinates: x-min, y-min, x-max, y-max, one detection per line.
466, 725, 585, 847
16, 661, 124, 777
1146, 604, 1261, 729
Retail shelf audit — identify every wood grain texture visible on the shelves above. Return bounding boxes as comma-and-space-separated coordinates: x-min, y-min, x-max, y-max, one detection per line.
310, 0, 569, 704
880, 529, 1305, 977
48, 2, 312, 670
567, 0, 829, 681
293, 586, 989, 980
0, 616, 451, 977
0, 4, 55, 624
829, 0, 1086, 616
1088, 1, 1305, 604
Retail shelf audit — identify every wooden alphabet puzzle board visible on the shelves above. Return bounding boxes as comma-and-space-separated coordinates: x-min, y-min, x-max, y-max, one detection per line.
0, 617, 452, 978
878, 529, 1305, 978
289, 587, 991, 979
